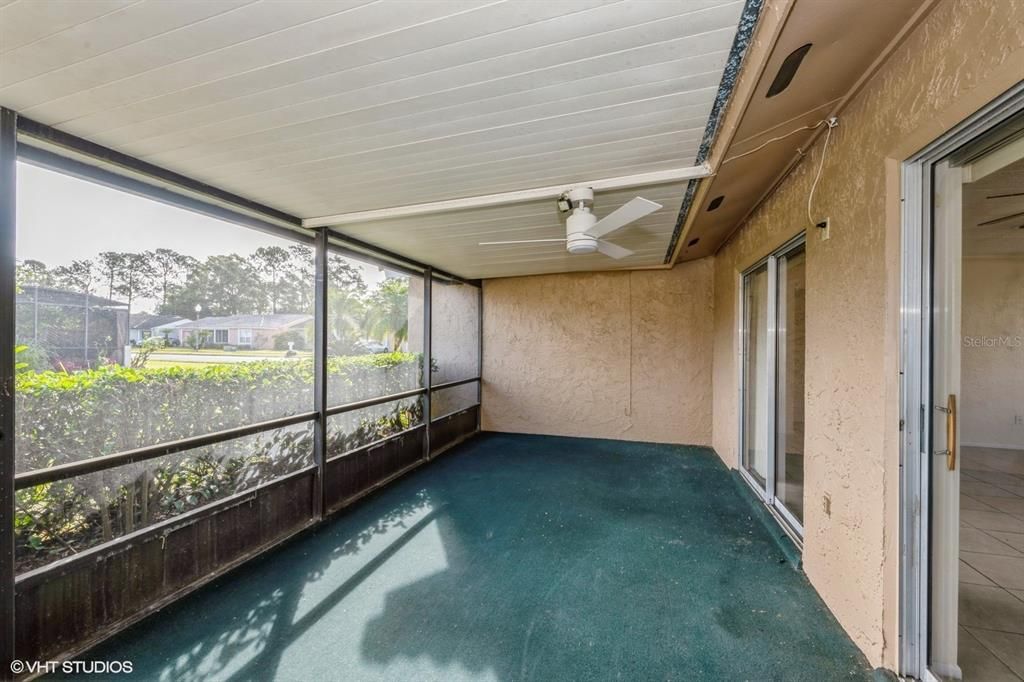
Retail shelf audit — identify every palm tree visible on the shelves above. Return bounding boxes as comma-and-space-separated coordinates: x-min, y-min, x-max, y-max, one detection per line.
329, 286, 366, 354
364, 279, 409, 351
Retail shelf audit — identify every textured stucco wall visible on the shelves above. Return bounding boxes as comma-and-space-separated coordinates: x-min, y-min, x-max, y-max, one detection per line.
408, 276, 480, 416
711, 0, 1024, 667
961, 256, 1024, 449
482, 260, 714, 445
431, 281, 480, 417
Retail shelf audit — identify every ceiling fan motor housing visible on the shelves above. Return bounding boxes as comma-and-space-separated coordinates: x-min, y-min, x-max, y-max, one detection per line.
566, 207, 599, 254
480, 186, 650, 258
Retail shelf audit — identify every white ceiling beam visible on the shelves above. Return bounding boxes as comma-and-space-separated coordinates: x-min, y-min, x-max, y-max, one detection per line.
301, 165, 712, 227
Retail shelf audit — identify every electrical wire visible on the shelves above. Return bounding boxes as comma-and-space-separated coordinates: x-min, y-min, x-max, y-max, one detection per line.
807, 118, 839, 227
720, 120, 825, 165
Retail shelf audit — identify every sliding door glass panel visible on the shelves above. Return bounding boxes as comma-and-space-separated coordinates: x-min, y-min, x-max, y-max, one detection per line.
775, 245, 806, 523
742, 264, 770, 488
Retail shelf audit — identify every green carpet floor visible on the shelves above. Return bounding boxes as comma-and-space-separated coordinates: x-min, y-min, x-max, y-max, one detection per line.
62, 433, 871, 681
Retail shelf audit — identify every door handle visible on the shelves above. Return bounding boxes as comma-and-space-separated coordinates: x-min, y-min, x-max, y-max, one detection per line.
937, 393, 958, 466
946, 394, 957, 471
934, 394, 957, 471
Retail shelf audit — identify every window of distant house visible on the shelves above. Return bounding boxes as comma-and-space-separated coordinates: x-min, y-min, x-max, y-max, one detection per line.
214, 329, 229, 344
237, 329, 253, 346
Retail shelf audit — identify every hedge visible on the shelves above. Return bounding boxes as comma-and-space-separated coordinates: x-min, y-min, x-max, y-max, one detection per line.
15, 353, 423, 571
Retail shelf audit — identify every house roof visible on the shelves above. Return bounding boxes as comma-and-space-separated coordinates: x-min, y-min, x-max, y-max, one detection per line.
178, 314, 312, 330
130, 314, 189, 330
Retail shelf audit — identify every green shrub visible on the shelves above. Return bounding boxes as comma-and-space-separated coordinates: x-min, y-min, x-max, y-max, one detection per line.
273, 329, 306, 351
14, 352, 424, 571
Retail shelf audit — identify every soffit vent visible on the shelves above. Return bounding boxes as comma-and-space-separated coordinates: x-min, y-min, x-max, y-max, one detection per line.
766, 43, 812, 98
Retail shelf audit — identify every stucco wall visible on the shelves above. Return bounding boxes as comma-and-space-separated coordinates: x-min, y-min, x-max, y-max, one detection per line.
961, 256, 1024, 449
408, 276, 481, 417
711, 0, 1024, 667
431, 281, 480, 384
482, 259, 714, 445
431, 281, 480, 417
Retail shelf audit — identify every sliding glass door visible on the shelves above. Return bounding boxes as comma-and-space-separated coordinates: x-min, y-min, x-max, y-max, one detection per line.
740, 235, 806, 535
775, 244, 806, 525
741, 264, 770, 487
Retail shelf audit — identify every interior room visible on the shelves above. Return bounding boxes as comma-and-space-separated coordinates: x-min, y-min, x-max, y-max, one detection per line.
955, 150, 1024, 681
0, 1, 1022, 680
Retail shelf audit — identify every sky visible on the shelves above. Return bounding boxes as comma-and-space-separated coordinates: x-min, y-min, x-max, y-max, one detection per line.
15, 162, 386, 313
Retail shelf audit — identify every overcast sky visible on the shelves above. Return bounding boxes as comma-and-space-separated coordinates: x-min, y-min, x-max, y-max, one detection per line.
16, 162, 385, 312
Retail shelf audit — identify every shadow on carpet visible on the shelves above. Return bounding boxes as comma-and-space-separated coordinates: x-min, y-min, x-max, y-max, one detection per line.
58, 432, 872, 681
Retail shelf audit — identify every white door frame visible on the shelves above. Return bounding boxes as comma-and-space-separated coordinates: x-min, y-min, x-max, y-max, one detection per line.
899, 83, 1024, 681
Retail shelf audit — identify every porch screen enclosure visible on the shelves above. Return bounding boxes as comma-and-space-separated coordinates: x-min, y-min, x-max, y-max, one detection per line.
0, 108, 482, 667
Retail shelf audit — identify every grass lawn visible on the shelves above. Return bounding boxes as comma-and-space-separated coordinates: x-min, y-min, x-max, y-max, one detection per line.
149, 348, 312, 358
144, 359, 227, 369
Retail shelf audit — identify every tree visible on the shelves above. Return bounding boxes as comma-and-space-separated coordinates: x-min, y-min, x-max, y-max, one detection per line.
251, 246, 290, 314
16, 259, 53, 288
164, 255, 264, 318
147, 248, 197, 308
206, 254, 265, 315
112, 253, 156, 319
96, 252, 126, 300
328, 286, 367, 355
328, 254, 365, 294
53, 259, 97, 294
280, 245, 315, 313
364, 278, 409, 351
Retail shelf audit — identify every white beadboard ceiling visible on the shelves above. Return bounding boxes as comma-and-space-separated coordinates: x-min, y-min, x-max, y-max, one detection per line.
344, 181, 689, 279
0, 0, 747, 278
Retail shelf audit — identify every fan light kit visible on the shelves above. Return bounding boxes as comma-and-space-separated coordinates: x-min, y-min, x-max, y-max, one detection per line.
479, 187, 661, 260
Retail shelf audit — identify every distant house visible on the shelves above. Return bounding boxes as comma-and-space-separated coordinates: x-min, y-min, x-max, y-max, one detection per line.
129, 314, 191, 345
175, 314, 312, 350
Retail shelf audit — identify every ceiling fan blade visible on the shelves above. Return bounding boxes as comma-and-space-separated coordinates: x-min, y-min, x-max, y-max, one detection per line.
597, 240, 634, 260
977, 210, 1024, 227
479, 238, 566, 246
585, 197, 662, 239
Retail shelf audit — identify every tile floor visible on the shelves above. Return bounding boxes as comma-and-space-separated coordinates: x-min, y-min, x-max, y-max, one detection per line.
958, 446, 1024, 681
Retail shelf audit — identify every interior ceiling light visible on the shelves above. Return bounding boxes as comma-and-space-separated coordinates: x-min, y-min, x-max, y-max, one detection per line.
767, 43, 812, 98
707, 196, 725, 211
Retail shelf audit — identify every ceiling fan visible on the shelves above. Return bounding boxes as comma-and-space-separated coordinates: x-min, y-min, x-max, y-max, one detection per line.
979, 192, 1024, 229
479, 187, 661, 259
